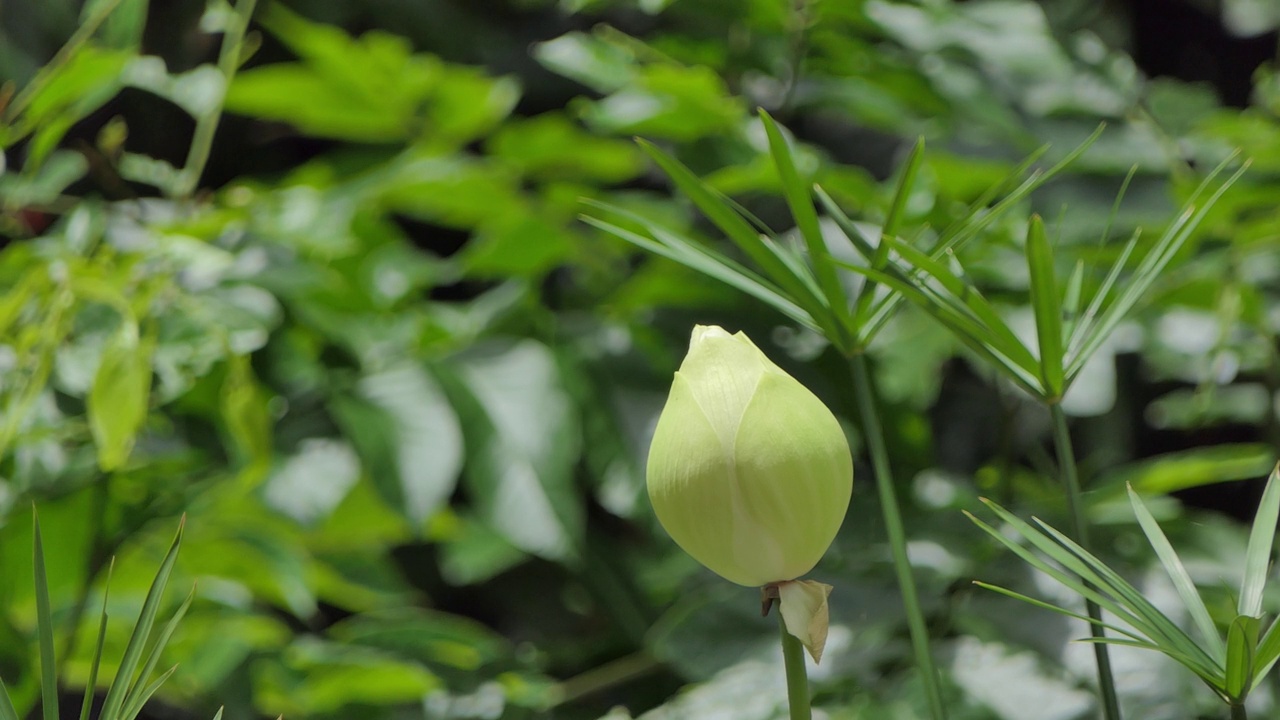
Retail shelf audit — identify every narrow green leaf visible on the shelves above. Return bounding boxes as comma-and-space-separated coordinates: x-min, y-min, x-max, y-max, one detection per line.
99, 518, 184, 720
1065, 228, 1138, 359
1075, 637, 1226, 689
1251, 618, 1280, 688
888, 238, 1041, 377
580, 214, 817, 329
759, 110, 851, 346
636, 140, 828, 312
80, 560, 114, 720
1030, 516, 1218, 670
212, 709, 224, 720
979, 498, 1217, 674
119, 665, 177, 720
973, 582, 1147, 642
120, 586, 195, 720
1239, 463, 1280, 618
1025, 216, 1065, 398
965, 511, 1158, 640
33, 510, 59, 720
1062, 259, 1084, 342
929, 124, 1104, 258
1128, 485, 1225, 662
1226, 615, 1260, 701
0, 679, 18, 720
837, 263, 1044, 395
1067, 160, 1247, 384
853, 138, 926, 328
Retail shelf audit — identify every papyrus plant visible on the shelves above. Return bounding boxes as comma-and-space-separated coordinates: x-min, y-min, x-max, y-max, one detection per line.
823, 152, 1247, 719
584, 111, 1096, 720
969, 463, 1280, 720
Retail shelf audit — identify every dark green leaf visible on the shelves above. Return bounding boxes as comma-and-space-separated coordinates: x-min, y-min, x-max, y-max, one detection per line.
1025, 216, 1065, 398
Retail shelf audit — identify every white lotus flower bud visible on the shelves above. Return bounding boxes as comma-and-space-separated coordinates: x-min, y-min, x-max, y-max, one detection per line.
647, 325, 853, 588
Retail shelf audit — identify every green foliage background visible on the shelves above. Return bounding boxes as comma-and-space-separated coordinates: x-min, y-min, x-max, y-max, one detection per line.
1, 0, 1279, 718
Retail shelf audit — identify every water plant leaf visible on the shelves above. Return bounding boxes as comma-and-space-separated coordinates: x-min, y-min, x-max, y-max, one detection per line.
80, 560, 114, 720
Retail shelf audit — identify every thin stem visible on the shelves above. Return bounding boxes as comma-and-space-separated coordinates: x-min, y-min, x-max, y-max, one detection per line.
1050, 403, 1122, 720
1231, 702, 1248, 720
849, 353, 948, 720
779, 613, 811, 720
174, 0, 258, 198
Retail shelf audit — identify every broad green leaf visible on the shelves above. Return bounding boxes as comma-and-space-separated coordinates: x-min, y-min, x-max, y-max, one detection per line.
1128, 486, 1225, 662
99, 519, 183, 720
220, 353, 273, 481
1025, 216, 1065, 398
33, 511, 58, 720
87, 325, 153, 472
1226, 615, 1260, 701
448, 340, 584, 563
1239, 464, 1280, 618
356, 365, 464, 526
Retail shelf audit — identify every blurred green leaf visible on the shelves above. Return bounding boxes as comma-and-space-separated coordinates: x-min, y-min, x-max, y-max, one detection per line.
87, 325, 153, 472
448, 340, 584, 563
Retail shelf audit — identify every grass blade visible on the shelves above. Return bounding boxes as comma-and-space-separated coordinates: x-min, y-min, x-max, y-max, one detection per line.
33, 509, 59, 720
80, 559, 115, 720
1128, 485, 1225, 662
759, 110, 851, 344
1024, 216, 1065, 398
1239, 463, 1280, 618
99, 517, 184, 720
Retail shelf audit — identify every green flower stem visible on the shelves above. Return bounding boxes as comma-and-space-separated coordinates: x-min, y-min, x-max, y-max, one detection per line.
1231, 703, 1247, 720
779, 613, 812, 720
174, 0, 258, 198
850, 353, 948, 720
1050, 403, 1122, 720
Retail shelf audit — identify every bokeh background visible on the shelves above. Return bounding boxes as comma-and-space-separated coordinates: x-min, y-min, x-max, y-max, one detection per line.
2, 0, 1280, 718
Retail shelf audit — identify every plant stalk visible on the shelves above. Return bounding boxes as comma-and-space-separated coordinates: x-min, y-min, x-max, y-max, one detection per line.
779, 613, 812, 720
849, 353, 948, 720
1231, 703, 1248, 720
1049, 402, 1122, 720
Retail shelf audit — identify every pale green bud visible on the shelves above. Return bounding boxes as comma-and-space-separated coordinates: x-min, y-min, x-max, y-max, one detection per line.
647, 325, 853, 587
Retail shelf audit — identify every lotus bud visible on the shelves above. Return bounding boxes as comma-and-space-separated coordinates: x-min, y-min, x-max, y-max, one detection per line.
647, 325, 853, 588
